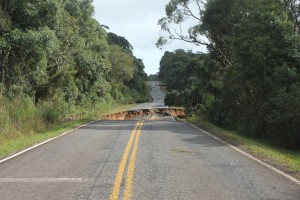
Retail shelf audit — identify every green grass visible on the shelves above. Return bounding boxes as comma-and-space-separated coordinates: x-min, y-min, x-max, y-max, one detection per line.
186, 115, 300, 179
0, 104, 135, 159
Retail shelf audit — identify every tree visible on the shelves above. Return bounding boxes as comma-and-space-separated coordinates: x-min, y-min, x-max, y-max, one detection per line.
0, 0, 149, 108
158, 0, 300, 149
0, 2, 12, 85
280, 0, 300, 33
157, 0, 234, 67
157, 0, 207, 47
107, 32, 133, 53
4, 0, 60, 30
108, 45, 135, 83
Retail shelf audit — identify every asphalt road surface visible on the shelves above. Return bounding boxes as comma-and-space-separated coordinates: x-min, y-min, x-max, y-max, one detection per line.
0, 81, 299, 200
130, 81, 166, 110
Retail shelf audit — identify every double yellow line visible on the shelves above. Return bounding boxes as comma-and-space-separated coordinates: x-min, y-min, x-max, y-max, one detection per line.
110, 120, 144, 200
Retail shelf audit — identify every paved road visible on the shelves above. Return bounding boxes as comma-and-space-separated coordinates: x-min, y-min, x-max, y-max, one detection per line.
130, 81, 166, 110
0, 82, 299, 200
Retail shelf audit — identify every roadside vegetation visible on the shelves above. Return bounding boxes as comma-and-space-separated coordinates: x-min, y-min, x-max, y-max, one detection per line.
157, 0, 300, 150
0, 0, 150, 158
0, 99, 134, 159
156, 0, 300, 178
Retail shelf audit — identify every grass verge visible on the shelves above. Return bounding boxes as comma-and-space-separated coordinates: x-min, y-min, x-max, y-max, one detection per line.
0, 104, 135, 160
186, 115, 300, 180
159, 81, 168, 94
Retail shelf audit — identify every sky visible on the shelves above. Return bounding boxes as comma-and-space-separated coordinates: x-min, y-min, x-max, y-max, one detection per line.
92, 0, 206, 75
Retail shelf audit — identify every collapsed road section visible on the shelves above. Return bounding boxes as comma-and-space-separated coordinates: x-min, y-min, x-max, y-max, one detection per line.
102, 108, 186, 120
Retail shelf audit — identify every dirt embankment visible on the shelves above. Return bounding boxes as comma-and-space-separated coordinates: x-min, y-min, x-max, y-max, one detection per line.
102, 108, 186, 120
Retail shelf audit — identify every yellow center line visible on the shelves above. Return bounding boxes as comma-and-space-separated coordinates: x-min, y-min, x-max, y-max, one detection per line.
109, 121, 142, 200
123, 120, 144, 200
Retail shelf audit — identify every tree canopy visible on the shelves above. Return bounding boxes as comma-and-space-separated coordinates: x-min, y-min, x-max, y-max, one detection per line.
0, 0, 152, 144
158, 0, 300, 149
0, 0, 150, 109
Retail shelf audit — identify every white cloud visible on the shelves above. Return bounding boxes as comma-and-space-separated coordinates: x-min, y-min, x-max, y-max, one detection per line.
92, 0, 206, 75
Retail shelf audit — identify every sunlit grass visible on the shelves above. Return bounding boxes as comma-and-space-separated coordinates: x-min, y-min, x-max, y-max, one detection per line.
187, 115, 300, 179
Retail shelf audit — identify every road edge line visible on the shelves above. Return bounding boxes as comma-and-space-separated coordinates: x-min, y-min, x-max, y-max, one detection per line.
186, 122, 300, 186
0, 120, 98, 164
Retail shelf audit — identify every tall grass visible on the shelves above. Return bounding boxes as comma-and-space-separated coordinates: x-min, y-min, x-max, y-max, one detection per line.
0, 96, 41, 141
0, 94, 126, 154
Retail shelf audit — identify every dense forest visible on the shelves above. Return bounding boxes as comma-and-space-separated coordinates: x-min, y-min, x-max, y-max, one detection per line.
157, 0, 300, 149
0, 0, 149, 138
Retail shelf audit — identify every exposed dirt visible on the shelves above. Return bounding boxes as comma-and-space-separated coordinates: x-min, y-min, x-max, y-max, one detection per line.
102, 108, 186, 120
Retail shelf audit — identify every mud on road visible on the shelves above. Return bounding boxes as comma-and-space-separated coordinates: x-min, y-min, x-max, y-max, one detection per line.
102, 108, 186, 120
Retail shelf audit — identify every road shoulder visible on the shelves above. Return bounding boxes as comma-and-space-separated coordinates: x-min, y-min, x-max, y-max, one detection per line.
183, 119, 300, 185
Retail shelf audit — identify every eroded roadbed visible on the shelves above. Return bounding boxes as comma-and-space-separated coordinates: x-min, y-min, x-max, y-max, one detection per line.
102, 108, 186, 120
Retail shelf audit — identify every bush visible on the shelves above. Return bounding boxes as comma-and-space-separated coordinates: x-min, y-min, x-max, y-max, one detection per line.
8, 96, 40, 131
266, 85, 300, 149
39, 101, 59, 123
38, 90, 69, 123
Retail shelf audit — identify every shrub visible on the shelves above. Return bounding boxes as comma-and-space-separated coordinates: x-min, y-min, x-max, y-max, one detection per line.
0, 96, 11, 136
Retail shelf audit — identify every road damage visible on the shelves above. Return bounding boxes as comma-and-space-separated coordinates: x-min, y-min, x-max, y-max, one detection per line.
102, 108, 186, 120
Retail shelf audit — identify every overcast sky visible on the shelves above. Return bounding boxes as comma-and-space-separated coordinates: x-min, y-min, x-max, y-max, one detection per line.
92, 0, 206, 75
